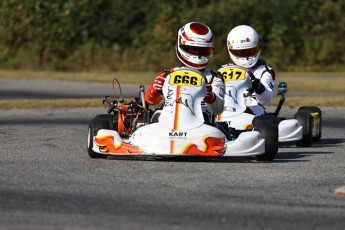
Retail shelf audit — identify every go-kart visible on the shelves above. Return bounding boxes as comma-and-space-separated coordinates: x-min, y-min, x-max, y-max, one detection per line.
216, 65, 322, 158
87, 67, 267, 159
268, 80, 322, 147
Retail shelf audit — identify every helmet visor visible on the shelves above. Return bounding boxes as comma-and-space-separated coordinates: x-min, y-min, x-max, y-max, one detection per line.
180, 45, 213, 56
229, 45, 260, 57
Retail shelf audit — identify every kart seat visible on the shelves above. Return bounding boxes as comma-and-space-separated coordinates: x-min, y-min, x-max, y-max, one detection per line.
150, 110, 161, 123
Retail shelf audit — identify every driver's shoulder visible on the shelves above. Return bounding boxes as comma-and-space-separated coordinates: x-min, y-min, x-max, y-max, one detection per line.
251, 60, 275, 80
218, 63, 237, 70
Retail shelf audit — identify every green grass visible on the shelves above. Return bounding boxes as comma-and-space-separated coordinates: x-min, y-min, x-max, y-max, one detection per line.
0, 96, 343, 110
0, 69, 156, 85
272, 96, 345, 107
0, 69, 344, 109
0, 99, 106, 110
1, 69, 344, 92
278, 72, 345, 93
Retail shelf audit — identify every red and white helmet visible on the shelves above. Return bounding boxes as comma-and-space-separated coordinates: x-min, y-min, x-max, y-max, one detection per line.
227, 25, 260, 68
176, 22, 215, 69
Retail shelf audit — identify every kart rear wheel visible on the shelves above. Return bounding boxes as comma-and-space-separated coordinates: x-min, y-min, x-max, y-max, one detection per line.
215, 122, 231, 141
253, 116, 279, 162
87, 118, 110, 158
297, 106, 322, 142
294, 111, 313, 147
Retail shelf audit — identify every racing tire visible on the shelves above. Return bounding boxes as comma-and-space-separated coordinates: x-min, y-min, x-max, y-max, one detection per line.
215, 122, 231, 141
253, 116, 279, 162
294, 111, 313, 147
87, 118, 110, 158
94, 114, 117, 131
297, 106, 322, 142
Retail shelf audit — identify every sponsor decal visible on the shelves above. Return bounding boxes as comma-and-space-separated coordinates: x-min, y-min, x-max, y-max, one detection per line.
187, 41, 211, 46
169, 131, 187, 140
179, 35, 187, 45
240, 37, 251, 43
218, 89, 224, 98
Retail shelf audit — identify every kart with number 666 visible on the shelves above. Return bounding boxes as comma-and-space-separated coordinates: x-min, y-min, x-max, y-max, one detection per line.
87, 67, 268, 159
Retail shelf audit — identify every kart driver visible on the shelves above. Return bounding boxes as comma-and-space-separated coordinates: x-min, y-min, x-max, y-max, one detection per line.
145, 22, 225, 122
221, 25, 276, 116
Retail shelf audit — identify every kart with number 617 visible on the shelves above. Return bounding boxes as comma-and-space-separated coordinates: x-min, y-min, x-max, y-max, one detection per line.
216, 65, 322, 161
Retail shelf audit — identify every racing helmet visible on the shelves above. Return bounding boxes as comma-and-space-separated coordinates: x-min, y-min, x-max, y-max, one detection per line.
176, 22, 215, 69
227, 25, 260, 68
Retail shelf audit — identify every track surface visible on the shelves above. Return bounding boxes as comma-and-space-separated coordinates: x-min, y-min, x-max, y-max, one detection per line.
0, 79, 345, 229
0, 79, 146, 99
1, 107, 345, 230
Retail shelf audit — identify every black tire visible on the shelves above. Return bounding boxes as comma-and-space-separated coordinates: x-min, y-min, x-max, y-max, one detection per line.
87, 118, 110, 158
94, 114, 117, 131
298, 106, 322, 142
294, 111, 313, 147
253, 116, 279, 161
215, 122, 231, 141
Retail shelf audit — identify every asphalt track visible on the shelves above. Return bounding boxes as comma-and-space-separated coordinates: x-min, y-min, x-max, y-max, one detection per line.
1, 79, 345, 230
0, 79, 147, 99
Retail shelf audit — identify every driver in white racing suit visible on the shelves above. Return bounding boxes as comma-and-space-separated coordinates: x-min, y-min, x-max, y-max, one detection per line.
220, 25, 276, 116
145, 22, 225, 122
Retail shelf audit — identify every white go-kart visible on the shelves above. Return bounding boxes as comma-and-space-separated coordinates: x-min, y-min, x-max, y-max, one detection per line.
87, 67, 269, 160
216, 65, 322, 161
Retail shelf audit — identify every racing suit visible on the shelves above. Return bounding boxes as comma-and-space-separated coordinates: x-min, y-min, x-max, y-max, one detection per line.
219, 60, 276, 116
145, 67, 225, 120
244, 60, 276, 115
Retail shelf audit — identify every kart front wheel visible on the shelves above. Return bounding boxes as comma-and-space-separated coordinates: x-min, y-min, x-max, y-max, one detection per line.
87, 119, 110, 158
297, 106, 322, 142
94, 114, 117, 130
294, 111, 313, 147
253, 116, 279, 162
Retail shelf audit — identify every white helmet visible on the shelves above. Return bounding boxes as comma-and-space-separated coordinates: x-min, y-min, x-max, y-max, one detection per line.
227, 25, 260, 68
176, 22, 215, 69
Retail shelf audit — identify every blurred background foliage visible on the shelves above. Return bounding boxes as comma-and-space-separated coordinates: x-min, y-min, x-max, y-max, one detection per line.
0, 0, 344, 72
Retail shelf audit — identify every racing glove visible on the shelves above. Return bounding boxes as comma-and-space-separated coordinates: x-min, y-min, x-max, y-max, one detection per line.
149, 71, 167, 96
204, 83, 216, 104
247, 70, 265, 94
153, 75, 165, 92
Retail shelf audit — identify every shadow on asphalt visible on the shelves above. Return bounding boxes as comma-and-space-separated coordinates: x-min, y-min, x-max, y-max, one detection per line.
105, 155, 254, 163
102, 138, 344, 163
279, 138, 345, 148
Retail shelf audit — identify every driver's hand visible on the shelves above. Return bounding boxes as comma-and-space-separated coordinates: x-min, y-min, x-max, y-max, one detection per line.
152, 75, 165, 92
204, 83, 216, 104
251, 78, 265, 94
247, 70, 265, 94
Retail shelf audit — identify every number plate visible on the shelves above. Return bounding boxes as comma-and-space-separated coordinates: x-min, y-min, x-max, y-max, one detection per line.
169, 70, 203, 87
219, 67, 246, 82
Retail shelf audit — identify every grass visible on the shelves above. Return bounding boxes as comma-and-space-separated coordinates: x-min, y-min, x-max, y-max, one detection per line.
271, 96, 345, 107
0, 69, 156, 85
0, 96, 344, 110
0, 99, 106, 109
0, 69, 344, 109
1, 69, 344, 92
278, 72, 345, 93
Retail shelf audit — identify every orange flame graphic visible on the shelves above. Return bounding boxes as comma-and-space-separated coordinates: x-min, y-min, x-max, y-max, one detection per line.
95, 134, 143, 155
180, 137, 225, 156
